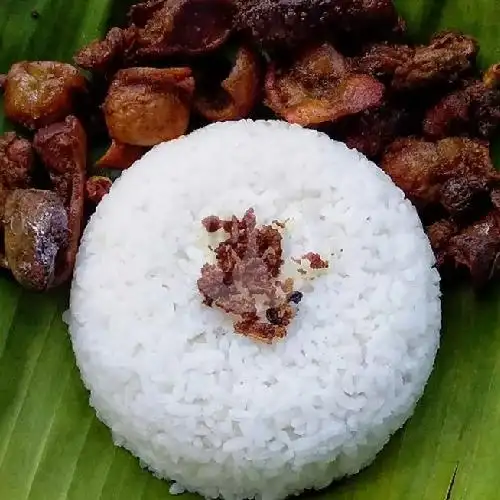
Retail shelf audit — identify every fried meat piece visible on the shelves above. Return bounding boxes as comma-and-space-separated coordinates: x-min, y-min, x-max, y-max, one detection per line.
423, 79, 500, 140
349, 42, 414, 81
135, 0, 235, 59
264, 43, 384, 126
85, 176, 113, 204
74, 26, 137, 74
4, 189, 68, 291
104, 67, 194, 146
382, 137, 498, 210
392, 31, 478, 90
439, 175, 490, 218
426, 219, 458, 268
3, 62, 86, 129
34, 116, 87, 287
96, 141, 146, 170
448, 211, 500, 286
0, 133, 34, 222
194, 46, 260, 122
236, 0, 400, 50
483, 63, 500, 89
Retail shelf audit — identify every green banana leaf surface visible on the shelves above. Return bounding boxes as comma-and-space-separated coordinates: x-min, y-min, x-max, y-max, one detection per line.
1, 1, 500, 499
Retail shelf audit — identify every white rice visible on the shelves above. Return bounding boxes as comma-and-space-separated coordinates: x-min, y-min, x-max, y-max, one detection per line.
69, 120, 441, 500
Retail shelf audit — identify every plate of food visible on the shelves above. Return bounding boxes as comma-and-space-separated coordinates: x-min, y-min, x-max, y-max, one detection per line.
0, 1, 499, 499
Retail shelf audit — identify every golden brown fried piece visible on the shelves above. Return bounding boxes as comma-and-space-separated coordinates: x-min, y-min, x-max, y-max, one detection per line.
0, 133, 34, 223
264, 43, 384, 126
194, 46, 260, 122
85, 176, 112, 204
3, 61, 86, 129
135, 0, 235, 59
392, 31, 478, 90
104, 67, 194, 146
96, 141, 146, 170
426, 219, 458, 268
483, 63, 500, 89
74, 26, 137, 74
34, 116, 87, 287
4, 189, 68, 291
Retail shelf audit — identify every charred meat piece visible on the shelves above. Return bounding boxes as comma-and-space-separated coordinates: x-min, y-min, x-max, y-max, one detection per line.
448, 211, 500, 287
4, 189, 68, 291
236, 0, 400, 51
264, 43, 384, 126
74, 26, 137, 74
34, 116, 87, 287
439, 175, 490, 218
135, 0, 235, 59
85, 176, 113, 204
423, 79, 500, 140
3, 62, 86, 129
392, 31, 478, 90
194, 46, 260, 122
0, 133, 34, 222
426, 219, 458, 268
96, 141, 146, 170
104, 67, 194, 146
349, 42, 414, 81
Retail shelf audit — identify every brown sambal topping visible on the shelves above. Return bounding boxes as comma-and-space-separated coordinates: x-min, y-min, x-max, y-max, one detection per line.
198, 208, 309, 344
303, 252, 330, 269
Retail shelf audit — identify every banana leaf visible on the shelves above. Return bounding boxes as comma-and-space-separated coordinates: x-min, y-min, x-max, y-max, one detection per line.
1, 1, 500, 499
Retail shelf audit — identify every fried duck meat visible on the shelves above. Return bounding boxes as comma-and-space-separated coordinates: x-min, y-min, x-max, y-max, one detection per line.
0, 133, 34, 223
3, 62, 86, 129
426, 219, 458, 268
381, 137, 499, 213
134, 0, 235, 59
423, 67, 500, 139
392, 31, 478, 90
104, 67, 194, 146
194, 46, 260, 122
74, 26, 137, 74
264, 43, 384, 126
96, 141, 146, 170
85, 176, 112, 204
236, 0, 401, 51
34, 116, 87, 287
3, 189, 68, 291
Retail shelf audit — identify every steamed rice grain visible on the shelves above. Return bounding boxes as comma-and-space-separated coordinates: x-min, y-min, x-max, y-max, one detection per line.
69, 120, 440, 500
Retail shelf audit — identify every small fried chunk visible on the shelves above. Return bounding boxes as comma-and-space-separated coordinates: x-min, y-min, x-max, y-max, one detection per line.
85, 176, 112, 204
448, 211, 500, 287
194, 46, 260, 122
96, 141, 146, 170
4, 189, 68, 291
483, 63, 500, 89
104, 67, 194, 146
426, 219, 458, 268
135, 0, 235, 58
265, 43, 384, 126
4, 61, 86, 129
74, 26, 137, 74
440, 175, 490, 218
0, 133, 34, 222
34, 116, 87, 287
392, 31, 478, 90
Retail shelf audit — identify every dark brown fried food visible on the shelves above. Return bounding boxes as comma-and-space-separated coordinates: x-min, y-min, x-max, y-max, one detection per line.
439, 175, 490, 218
349, 42, 414, 80
426, 219, 458, 268
96, 141, 146, 170
4, 189, 68, 291
74, 26, 137, 74
3, 61, 86, 129
104, 67, 194, 146
34, 116, 87, 287
0, 133, 34, 222
194, 46, 260, 122
128, 0, 165, 25
85, 176, 112, 204
264, 43, 384, 126
483, 63, 500, 89
423, 80, 500, 139
236, 0, 400, 50
135, 0, 235, 59
392, 31, 478, 90
448, 211, 500, 287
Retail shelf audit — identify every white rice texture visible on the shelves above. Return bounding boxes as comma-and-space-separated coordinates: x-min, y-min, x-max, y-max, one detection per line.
69, 120, 441, 500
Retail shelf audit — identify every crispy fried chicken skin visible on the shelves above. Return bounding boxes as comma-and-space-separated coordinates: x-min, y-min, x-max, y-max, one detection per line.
134, 0, 235, 59
3, 189, 68, 291
392, 31, 478, 90
264, 43, 384, 126
194, 46, 261, 121
3, 62, 86, 129
34, 116, 87, 287
104, 67, 194, 146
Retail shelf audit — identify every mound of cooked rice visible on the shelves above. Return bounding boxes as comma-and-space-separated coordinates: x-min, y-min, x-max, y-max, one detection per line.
69, 120, 441, 500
